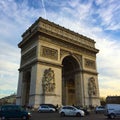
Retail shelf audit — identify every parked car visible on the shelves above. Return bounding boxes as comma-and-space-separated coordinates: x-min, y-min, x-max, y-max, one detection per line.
59, 105, 85, 117
0, 104, 31, 120
40, 104, 58, 111
38, 105, 56, 112
95, 106, 105, 114
104, 104, 120, 119
74, 106, 90, 115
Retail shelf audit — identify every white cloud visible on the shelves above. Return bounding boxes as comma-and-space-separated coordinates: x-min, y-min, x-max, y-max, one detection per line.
99, 76, 120, 97
0, 40, 20, 98
45, 0, 120, 98
96, 38, 120, 97
0, 0, 120, 98
95, 0, 120, 30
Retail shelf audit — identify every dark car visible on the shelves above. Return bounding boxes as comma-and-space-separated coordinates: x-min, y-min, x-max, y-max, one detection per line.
40, 104, 58, 111
0, 104, 31, 120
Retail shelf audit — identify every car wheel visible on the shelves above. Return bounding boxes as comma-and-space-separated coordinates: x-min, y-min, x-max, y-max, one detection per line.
1, 116, 6, 120
50, 110, 53, 112
60, 112, 65, 117
110, 113, 115, 119
22, 116, 28, 120
76, 112, 81, 117
108, 115, 111, 119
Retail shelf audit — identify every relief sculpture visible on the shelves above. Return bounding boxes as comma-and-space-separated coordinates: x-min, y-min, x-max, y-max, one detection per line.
84, 58, 96, 69
42, 68, 55, 93
41, 46, 58, 60
88, 77, 97, 96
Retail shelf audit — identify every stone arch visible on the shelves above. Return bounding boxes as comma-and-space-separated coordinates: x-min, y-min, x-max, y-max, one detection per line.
22, 71, 31, 106
62, 55, 82, 105
60, 52, 82, 70
17, 17, 100, 108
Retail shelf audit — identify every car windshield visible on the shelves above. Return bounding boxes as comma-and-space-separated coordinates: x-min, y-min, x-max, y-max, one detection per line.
41, 105, 49, 108
63, 106, 76, 110
19, 106, 26, 111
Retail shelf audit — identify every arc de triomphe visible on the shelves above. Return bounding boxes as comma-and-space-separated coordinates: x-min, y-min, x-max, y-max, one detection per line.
16, 17, 100, 108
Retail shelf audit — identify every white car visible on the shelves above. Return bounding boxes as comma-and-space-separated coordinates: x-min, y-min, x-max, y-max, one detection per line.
38, 105, 56, 112
104, 104, 120, 119
59, 106, 85, 117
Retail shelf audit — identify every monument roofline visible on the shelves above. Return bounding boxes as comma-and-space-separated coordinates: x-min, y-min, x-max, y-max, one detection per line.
22, 17, 95, 43
18, 17, 99, 53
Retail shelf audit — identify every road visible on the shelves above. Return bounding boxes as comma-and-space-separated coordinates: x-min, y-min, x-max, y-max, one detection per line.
30, 111, 120, 120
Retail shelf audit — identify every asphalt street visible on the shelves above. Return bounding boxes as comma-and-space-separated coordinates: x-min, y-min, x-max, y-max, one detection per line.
30, 111, 120, 120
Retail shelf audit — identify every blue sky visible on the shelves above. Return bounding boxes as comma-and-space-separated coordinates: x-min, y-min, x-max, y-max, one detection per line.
0, 0, 120, 98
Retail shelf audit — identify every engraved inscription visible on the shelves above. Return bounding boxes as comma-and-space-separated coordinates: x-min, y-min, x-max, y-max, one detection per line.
41, 46, 58, 60
84, 58, 96, 69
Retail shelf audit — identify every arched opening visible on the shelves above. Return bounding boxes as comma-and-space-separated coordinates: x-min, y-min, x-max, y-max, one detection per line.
62, 55, 80, 105
22, 71, 31, 106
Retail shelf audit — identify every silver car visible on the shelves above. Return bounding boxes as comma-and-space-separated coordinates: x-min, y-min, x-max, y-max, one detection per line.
95, 106, 105, 114
59, 106, 85, 117
38, 105, 56, 112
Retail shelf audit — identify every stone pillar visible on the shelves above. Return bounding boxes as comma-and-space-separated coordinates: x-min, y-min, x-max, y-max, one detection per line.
29, 64, 40, 108
21, 80, 26, 105
75, 71, 84, 106
16, 71, 23, 105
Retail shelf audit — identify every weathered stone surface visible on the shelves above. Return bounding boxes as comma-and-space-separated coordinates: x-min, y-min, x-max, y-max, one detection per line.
16, 17, 100, 108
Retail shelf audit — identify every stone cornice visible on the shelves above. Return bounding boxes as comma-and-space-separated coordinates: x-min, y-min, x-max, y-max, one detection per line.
22, 17, 95, 44
18, 30, 38, 48
37, 59, 62, 68
39, 28, 99, 53
85, 96, 100, 99
18, 59, 62, 71
19, 17, 99, 54
81, 69, 98, 75
28, 94, 61, 97
40, 36, 97, 57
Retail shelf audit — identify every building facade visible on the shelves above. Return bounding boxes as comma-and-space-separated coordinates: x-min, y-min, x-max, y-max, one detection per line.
16, 17, 100, 108
0, 94, 16, 105
106, 96, 120, 104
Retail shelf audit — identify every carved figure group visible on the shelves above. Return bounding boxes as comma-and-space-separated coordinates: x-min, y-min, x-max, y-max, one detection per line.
88, 77, 97, 96
42, 68, 55, 93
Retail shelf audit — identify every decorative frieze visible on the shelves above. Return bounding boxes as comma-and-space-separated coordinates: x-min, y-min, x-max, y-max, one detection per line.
60, 49, 70, 59
21, 47, 37, 65
21, 38, 37, 52
40, 46, 58, 60
84, 58, 96, 69
60, 49, 82, 65
74, 53, 82, 64
39, 21, 95, 48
